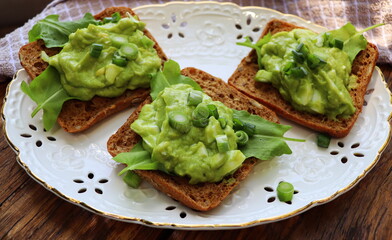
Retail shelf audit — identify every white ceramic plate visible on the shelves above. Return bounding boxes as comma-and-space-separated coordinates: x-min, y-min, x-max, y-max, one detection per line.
3, 2, 392, 229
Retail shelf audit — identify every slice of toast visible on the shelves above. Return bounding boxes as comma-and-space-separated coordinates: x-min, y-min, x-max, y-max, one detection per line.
228, 19, 379, 138
18, 7, 167, 132
107, 67, 279, 211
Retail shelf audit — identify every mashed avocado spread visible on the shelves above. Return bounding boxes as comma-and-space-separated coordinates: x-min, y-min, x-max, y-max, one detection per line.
131, 84, 246, 184
256, 29, 356, 119
48, 16, 161, 101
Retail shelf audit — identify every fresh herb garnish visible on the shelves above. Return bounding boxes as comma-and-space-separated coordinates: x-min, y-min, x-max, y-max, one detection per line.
233, 110, 304, 160
28, 13, 100, 48
20, 66, 78, 131
325, 23, 384, 62
150, 60, 202, 100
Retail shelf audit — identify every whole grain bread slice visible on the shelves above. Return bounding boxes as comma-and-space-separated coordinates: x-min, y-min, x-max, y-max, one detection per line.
228, 19, 379, 138
107, 67, 279, 211
19, 7, 167, 132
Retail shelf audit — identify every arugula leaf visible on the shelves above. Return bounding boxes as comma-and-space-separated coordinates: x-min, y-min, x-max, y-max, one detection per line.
326, 23, 384, 62
233, 110, 291, 137
113, 142, 159, 175
237, 33, 271, 69
20, 66, 77, 131
150, 60, 202, 100
28, 13, 100, 48
233, 110, 304, 160
240, 136, 292, 160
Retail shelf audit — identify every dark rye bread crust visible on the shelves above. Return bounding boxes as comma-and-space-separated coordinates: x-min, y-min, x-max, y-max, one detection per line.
228, 19, 379, 138
107, 67, 279, 211
18, 7, 167, 132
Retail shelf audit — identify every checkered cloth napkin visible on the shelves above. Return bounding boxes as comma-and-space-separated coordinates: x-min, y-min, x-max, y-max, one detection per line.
0, 0, 390, 82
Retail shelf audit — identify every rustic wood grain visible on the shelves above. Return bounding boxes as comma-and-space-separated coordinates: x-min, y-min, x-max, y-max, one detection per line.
0, 66, 391, 239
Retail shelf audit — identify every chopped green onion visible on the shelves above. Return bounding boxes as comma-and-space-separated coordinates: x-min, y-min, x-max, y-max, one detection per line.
295, 42, 304, 52
333, 39, 344, 50
317, 133, 331, 148
193, 104, 210, 120
277, 181, 294, 202
119, 43, 139, 60
243, 122, 256, 136
216, 135, 230, 153
306, 54, 326, 69
187, 90, 203, 106
192, 118, 209, 128
112, 55, 127, 67
168, 111, 191, 133
103, 17, 113, 24
290, 66, 308, 78
283, 62, 295, 75
292, 50, 305, 63
111, 12, 121, 23
110, 35, 128, 48
123, 171, 142, 188
90, 43, 103, 58
233, 118, 244, 131
207, 104, 219, 119
297, 42, 309, 55
235, 130, 249, 146
218, 117, 227, 129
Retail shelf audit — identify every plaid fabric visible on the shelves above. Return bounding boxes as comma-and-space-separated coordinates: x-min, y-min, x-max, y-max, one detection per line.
0, 0, 390, 81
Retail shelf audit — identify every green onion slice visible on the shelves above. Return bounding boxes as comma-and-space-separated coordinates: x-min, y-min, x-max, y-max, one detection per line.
193, 104, 210, 119
112, 55, 127, 67
317, 133, 331, 148
333, 39, 344, 50
283, 62, 295, 75
306, 54, 323, 69
292, 50, 305, 63
168, 111, 191, 133
110, 35, 128, 48
187, 90, 203, 106
216, 135, 230, 153
218, 117, 227, 129
119, 43, 139, 60
277, 181, 294, 202
290, 66, 308, 78
122, 171, 142, 188
103, 17, 113, 24
111, 12, 121, 23
207, 104, 219, 119
233, 118, 244, 131
192, 118, 209, 128
90, 43, 103, 58
235, 130, 249, 146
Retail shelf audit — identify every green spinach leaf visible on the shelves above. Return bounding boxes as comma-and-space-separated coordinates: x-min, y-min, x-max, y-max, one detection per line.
150, 60, 202, 100
233, 110, 304, 160
113, 142, 159, 175
28, 13, 99, 48
326, 23, 384, 62
237, 33, 271, 68
20, 66, 77, 131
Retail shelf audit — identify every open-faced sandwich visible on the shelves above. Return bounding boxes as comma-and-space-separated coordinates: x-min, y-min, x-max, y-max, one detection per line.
228, 19, 381, 138
107, 60, 303, 211
19, 7, 167, 132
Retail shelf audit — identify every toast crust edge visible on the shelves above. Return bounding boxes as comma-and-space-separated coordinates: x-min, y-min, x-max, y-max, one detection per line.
18, 6, 168, 133
228, 19, 379, 138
